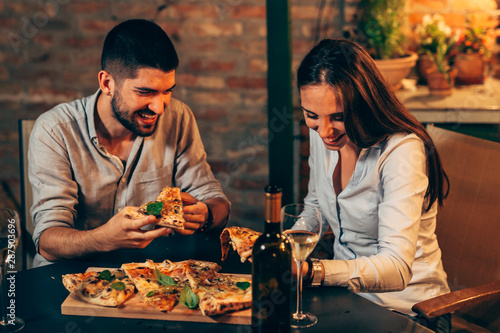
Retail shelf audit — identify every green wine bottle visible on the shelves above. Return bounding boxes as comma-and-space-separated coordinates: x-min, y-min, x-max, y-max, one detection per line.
251, 185, 292, 333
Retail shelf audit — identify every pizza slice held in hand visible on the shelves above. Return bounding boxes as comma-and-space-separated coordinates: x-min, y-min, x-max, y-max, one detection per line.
220, 226, 262, 263
124, 186, 185, 230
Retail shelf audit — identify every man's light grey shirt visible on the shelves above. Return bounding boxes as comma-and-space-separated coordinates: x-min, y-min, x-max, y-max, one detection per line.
29, 90, 228, 266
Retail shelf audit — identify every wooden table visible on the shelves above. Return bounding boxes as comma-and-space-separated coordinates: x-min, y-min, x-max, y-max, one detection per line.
12, 232, 432, 333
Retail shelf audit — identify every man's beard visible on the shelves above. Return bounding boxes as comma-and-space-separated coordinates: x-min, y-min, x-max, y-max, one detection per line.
111, 89, 159, 137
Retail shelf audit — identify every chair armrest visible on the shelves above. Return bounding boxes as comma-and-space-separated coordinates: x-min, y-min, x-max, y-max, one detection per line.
412, 280, 500, 319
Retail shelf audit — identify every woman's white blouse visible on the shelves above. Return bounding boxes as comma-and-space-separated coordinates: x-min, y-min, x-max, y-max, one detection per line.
305, 129, 450, 315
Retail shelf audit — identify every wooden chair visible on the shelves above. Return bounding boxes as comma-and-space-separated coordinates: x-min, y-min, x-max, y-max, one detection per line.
18, 119, 37, 269
412, 125, 500, 332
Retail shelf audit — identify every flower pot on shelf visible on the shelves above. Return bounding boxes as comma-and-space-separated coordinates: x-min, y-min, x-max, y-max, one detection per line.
426, 68, 458, 96
374, 52, 418, 90
416, 54, 438, 85
454, 53, 485, 85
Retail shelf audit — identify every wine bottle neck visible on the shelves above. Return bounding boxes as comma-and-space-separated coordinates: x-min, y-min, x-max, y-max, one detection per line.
264, 220, 281, 234
265, 185, 282, 223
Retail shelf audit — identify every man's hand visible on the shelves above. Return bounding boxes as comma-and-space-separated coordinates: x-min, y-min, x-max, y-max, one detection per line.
175, 192, 209, 235
38, 206, 172, 261
96, 206, 173, 251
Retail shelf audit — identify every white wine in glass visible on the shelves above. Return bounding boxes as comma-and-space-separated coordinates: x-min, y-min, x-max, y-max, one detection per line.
281, 204, 322, 328
0, 209, 25, 332
283, 230, 319, 261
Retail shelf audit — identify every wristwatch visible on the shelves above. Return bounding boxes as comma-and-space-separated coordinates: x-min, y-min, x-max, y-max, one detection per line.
197, 204, 214, 233
310, 258, 323, 287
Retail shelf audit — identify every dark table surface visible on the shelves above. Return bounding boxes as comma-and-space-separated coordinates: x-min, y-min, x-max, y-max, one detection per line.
12, 232, 432, 333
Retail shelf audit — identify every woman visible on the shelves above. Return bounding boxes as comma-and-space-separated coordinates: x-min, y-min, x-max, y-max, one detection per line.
298, 39, 451, 332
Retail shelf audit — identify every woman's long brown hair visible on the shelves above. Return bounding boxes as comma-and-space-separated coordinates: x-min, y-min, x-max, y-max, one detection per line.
297, 39, 449, 211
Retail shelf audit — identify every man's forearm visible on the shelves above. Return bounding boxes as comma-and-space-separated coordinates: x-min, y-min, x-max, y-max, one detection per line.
38, 226, 110, 262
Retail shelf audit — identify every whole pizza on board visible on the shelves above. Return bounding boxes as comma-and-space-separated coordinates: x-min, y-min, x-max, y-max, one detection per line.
62, 259, 252, 317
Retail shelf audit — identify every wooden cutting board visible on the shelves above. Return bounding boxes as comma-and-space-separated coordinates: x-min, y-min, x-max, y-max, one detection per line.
61, 268, 251, 325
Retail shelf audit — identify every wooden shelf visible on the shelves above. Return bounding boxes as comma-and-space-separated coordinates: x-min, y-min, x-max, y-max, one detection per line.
397, 78, 500, 125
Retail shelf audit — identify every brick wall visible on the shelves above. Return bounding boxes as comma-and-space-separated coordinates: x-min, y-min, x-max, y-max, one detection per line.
0, 0, 341, 231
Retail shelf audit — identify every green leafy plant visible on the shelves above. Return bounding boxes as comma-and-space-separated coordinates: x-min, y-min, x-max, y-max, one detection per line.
457, 18, 492, 57
358, 0, 407, 59
416, 14, 458, 83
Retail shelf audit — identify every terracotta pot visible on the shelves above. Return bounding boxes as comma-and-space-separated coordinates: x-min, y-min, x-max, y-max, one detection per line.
426, 68, 458, 96
416, 54, 438, 85
454, 53, 485, 85
374, 52, 418, 90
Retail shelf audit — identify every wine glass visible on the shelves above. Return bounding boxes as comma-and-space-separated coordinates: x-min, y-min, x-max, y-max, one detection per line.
0, 209, 25, 332
281, 203, 322, 328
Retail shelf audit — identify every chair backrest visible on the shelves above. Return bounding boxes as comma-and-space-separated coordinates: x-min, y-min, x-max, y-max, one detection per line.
19, 119, 36, 269
428, 125, 500, 290
428, 125, 500, 330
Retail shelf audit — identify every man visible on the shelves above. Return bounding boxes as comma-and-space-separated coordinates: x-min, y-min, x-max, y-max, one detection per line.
28, 19, 230, 267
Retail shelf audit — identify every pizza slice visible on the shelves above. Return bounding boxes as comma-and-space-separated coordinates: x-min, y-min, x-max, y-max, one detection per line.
160, 259, 252, 316
220, 226, 262, 263
141, 186, 185, 229
186, 270, 252, 316
160, 259, 221, 288
124, 186, 185, 230
121, 260, 182, 312
62, 269, 136, 307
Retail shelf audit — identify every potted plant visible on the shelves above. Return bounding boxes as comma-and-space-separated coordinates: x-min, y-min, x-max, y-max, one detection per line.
425, 48, 458, 96
415, 14, 458, 96
415, 14, 456, 85
454, 17, 493, 85
357, 0, 417, 90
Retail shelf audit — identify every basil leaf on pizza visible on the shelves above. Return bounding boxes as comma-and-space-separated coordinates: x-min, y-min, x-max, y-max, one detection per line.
110, 282, 126, 291
98, 270, 113, 281
154, 267, 177, 286
146, 201, 163, 216
236, 281, 251, 290
125, 186, 186, 230
180, 284, 199, 309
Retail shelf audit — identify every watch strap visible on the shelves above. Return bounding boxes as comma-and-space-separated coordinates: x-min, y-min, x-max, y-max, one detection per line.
310, 258, 323, 287
197, 204, 214, 233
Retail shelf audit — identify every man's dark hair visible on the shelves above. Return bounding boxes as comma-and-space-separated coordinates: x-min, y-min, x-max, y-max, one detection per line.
101, 19, 179, 82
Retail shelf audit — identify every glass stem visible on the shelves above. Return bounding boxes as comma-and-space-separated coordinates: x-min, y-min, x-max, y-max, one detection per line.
296, 259, 304, 316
